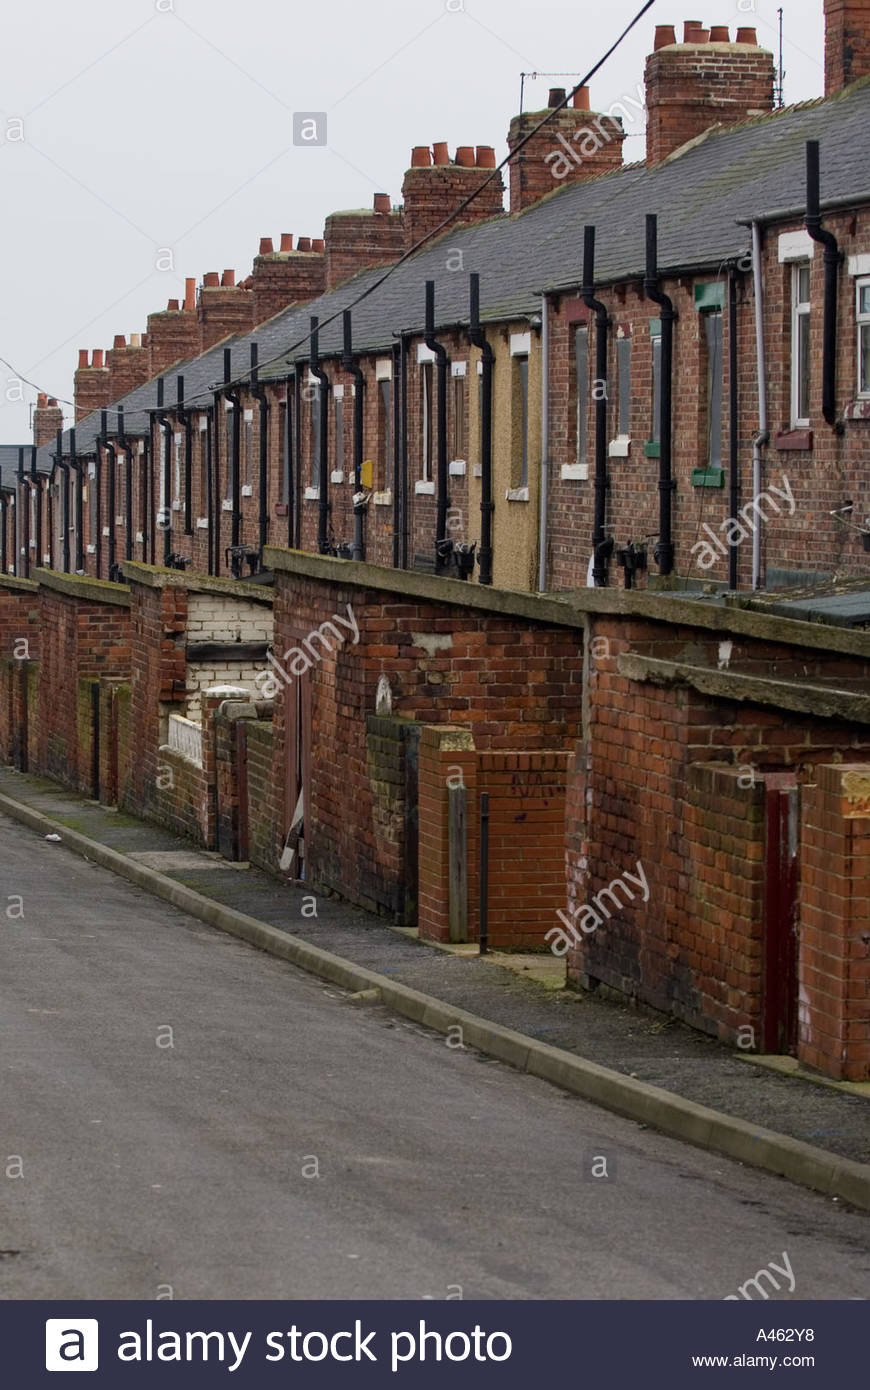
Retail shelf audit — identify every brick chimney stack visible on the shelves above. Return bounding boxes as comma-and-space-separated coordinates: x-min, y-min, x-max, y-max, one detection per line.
107, 332, 151, 403
506, 87, 625, 213
33, 394, 63, 447
401, 144, 504, 252
645, 21, 775, 165
73, 348, 111, 422
825, 0, 870, 93
147, 278, 200, 377
197, 269, 254, 350
324, 194, 405, 291
250, 235, 327, 325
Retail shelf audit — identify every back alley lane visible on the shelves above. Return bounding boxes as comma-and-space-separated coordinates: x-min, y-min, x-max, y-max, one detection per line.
0, 812, 867, 1300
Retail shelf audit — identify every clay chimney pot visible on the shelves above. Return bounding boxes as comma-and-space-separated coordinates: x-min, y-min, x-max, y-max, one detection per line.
113, 334, 126, 349
410, 145, 432, 168
221, 269, 235, 287
455, 145, 475, 167
736, 27, 758, 44
654, 24, 677, 49
432, 141, 450, 165
709, 25, 730, 42
475, 146, 496, 168
279, 233, 294, 251
572, 85, 590, 110
203, 272, 220, 288
259, 236, 274, 255
548, 87, 566, 107
373, 192, 392, 213
77, 349, 89, 369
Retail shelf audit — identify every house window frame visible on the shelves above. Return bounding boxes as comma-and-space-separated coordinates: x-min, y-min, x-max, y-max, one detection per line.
703, 308, 724, 470
421, 360, 434, 482
616, 333, 632, 439
791, 262, 811, 427
857, 276, 870, 398
511, 353, 530, 491
451, 363, 467, 464
650, 325, 662, 445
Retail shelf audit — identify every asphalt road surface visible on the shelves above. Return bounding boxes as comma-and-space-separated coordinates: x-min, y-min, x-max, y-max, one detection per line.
0, 812, 867, 1300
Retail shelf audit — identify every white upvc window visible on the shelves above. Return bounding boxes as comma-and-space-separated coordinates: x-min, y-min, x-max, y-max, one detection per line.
791, 262, 811, 427
857, 277, 870, 398
421, 361, 433, 483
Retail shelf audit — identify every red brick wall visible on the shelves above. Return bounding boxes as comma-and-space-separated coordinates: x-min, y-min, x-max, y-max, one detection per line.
324, 206, 404, 292
645, 29, 774, 165
33, 576, 131, 790
126, 576, 187, 814
825, 0, 870, 93
507, 100, 624, 213
401, 155, 504, 251
566, 610, 870, 1047
799, 762, 870, 1080
271, 568, 582, 914
418, 738, 569, 947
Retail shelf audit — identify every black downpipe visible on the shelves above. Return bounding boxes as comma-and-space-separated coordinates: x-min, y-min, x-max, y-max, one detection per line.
283, 378, 294, 550
117, 407, 133, 565
30, 447, 42, 572
106, 431, 117, 579
205, 407, 215, 575
224, 347, 242, 552
582, 226, 613, 586
177, 375, 193, 538
16, 447, 25, 578
468, 273, 494, 585
425, 280, 450, 573
97, 411, 108, 577
309, 317, 331, 555
69, 426, 83, 573
728, 270, 740, 589
144, 437, 153, 565
250, 343, 270, 559
399, 332, 409, 570
155, 377, 172, 568
343, 311, 367, 562
294, 372, 303, 549
15, 444, 24, 575
644, 214, 676, 577
806, 140, 841, 427
55, 428, 70, 573
0, 473, 7, 576
392, 339, 401, 569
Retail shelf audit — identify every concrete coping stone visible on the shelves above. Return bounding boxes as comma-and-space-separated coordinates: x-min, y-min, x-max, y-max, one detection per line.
619, 652, 870, 724
263, 546, 870, 659
33, 567, 131, 607
0, 574, 39, 595
122, 561, 273, 607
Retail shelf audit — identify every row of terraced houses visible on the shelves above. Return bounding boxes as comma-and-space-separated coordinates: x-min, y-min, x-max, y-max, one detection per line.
2, 3, 870, 1084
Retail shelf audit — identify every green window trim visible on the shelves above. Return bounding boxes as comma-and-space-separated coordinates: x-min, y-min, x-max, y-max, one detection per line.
691, 466, 725, 488
695, 281, 726, 311
644, 440, 660, 458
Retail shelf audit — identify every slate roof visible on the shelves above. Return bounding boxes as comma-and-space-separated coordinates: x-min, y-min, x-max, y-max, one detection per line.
0, 443, 49, 480
39, 76, 870, 458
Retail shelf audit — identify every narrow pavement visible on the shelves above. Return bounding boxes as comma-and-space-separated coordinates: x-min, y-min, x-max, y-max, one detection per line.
1, 813, 867, 1300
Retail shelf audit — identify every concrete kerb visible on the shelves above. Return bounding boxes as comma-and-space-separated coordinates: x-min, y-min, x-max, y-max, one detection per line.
2, 787, 868, 1214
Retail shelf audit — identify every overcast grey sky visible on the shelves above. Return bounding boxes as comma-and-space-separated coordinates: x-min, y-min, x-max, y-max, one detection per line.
0, 0, 825, 443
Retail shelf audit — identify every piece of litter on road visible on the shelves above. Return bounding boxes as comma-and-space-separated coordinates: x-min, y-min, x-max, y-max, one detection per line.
45, 834, 62, 842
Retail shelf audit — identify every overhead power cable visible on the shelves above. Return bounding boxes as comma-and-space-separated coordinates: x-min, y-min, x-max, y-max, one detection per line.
174, 0, 658, 407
